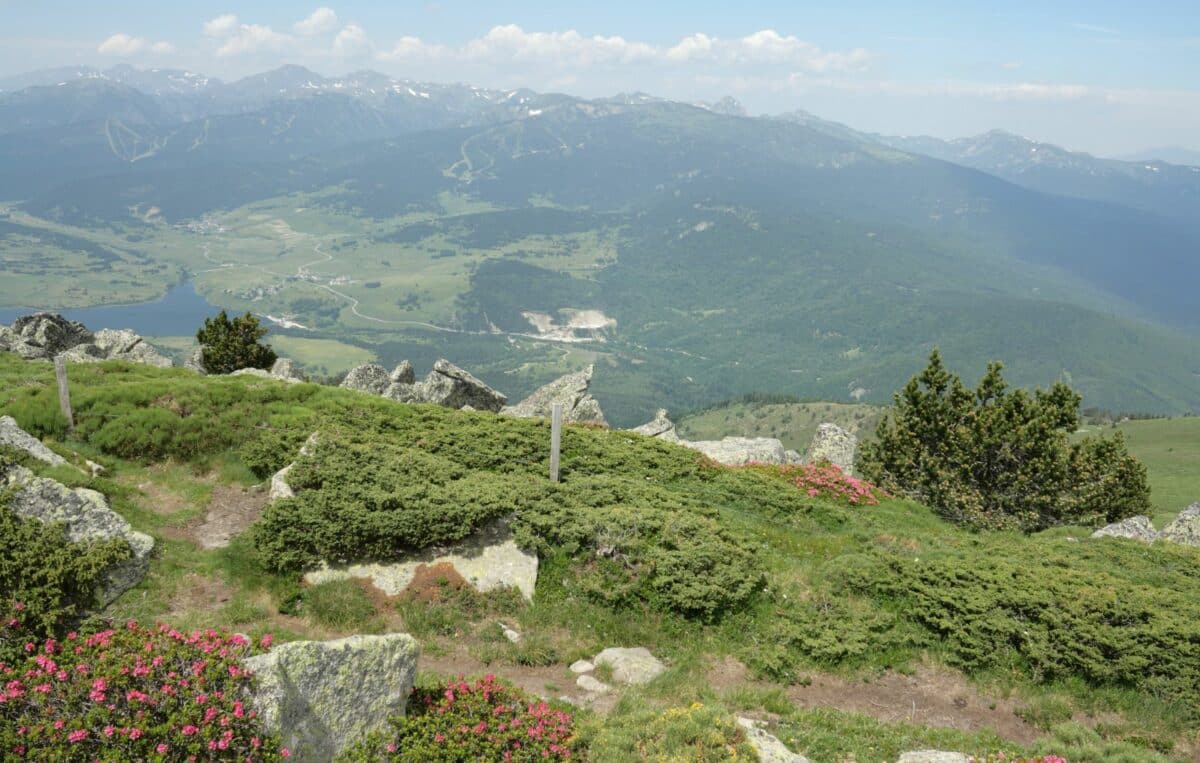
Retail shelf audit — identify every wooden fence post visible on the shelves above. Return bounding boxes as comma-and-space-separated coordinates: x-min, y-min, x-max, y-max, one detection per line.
54, 355, 75, 433
550, 403, 563, 483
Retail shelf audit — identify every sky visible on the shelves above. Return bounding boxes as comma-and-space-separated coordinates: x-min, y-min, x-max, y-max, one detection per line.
2, 0, 1198, 156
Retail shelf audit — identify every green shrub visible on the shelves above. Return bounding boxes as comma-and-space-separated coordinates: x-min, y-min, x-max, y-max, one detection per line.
0, 484, 130, 665
253, 428, 546, 572
196, 310, 277, 375
858, 350, 1150, 531
0, 620, 286, 761
581, 701, 755, 762
338, 675, 579, 762
514, 490, 764, 620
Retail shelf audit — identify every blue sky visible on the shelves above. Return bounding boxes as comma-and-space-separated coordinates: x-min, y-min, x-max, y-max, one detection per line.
2, 1, 1198, 155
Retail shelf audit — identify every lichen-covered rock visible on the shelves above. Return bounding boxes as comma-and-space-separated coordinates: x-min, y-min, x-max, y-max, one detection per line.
270, 357, 305, 382
3, 467, 153, 605
805, 422, 858, 474
411, 359, 507, 412
592, 647, 666, 685
389, 360, 415, 385
243, 633, 419, 762
303, 516, 537, 600
90, 328, 172, 367
631, 409, 679, 440
6, 313, 93, 358
687, 436, 790, 466
340, 363, 391, 395
897, 752, 970, 763
232, 366, 303, 384
736, 718, 810, 763
184, 347, 206, 374
1091, 515, 1159, 543
1160, 503, 1200, 547
501, 365, 607, 426
0, 415, 67, 466
268, 433, 319, 502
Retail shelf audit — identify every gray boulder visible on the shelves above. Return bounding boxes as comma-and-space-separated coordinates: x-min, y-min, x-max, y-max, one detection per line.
340, 363, 391, 395
89, 328, 172, 368
805, 423, 858, 474
501, 365, 608, 426
630, 409, 680, 441
243, 633, 420, 762
0, 415, 67, 466
592, 647, 666, 685
2, 466, 153, 605
688, 436, 790, 466
184, 347, 207, 374
736, 718, 809, 763
1091, 515, 1159, 543
1160, 503, 1200, 547
231, 364, 303, 384
270, 357, 305, 382
268, 433, 320, 502
390, 360, 415, 385
411, 359, 507, 412
6, 313, 92, 358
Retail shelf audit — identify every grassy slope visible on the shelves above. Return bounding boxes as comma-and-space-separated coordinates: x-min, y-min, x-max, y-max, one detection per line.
1109, 418, 1200, 525
0, 353, 1197, 761
677, 400, 886, 452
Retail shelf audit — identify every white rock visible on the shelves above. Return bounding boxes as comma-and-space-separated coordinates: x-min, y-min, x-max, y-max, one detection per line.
737, 717, 810, 763
569, 660, 594, 674
593, 647, 666, 685
576, 674, 611, 694
1091, 515, 1158, 543
897, 752, 970, 763
0, 415, 66, 466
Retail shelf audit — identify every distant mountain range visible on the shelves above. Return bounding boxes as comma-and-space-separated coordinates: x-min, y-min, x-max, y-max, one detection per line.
1, 64, 1198, 419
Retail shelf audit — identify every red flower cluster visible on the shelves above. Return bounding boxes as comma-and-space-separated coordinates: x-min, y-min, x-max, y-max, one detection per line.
0, 607, 288, 762
742, 462, 885, 505
349, 674, 578, 761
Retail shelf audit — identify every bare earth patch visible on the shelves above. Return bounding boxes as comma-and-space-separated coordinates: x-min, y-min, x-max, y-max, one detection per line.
786, 661, 1039, 744
168, 573, 234, 618
195, 484, 269, 549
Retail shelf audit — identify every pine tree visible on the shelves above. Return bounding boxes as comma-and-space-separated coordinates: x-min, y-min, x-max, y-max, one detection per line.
195, 310, 277, 375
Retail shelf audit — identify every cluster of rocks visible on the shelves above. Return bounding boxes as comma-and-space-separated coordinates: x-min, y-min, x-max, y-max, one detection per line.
0, 416, 153, 605
0, 313, 172, 368
569, 646, 667, 696
629, 409, 859, 471
1092, 503, 1200, 547
229, 357, 307, 383
339, 359, 508, 412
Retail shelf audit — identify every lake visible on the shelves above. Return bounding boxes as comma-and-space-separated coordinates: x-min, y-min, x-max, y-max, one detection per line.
0, 282, 221, 337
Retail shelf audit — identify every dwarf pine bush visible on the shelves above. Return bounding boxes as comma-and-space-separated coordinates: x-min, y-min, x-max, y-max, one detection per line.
858, 350, 1150, 531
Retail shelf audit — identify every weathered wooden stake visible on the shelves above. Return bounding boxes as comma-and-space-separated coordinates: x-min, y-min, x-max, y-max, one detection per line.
54, 355, 75, 433
550, 403, 563, 483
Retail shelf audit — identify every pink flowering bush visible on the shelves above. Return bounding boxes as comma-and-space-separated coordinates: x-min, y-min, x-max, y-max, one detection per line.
742, 462, 884, 506
340, 674, 578, 762
0, 615, 288, 761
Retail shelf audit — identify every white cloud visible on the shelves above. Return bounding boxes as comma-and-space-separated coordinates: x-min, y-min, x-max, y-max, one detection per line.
97, 33, 174, 56
1070, 22, 1120, 36
332, 23, 370, 57
376, 25, 867, 72
203, 14, 239, 38
295, 8, 338, 37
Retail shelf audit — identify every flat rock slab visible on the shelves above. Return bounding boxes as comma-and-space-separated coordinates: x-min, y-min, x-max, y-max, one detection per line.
303, 516, 537, 600
897, 752, 970, 763
576, 674, 612, 694
244, 633, 419, 762
0, 415, 66, 466
737, 718, 810, 763
592, 647, 666, 685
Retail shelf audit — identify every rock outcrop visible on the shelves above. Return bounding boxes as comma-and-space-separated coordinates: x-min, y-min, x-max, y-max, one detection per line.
629, 410, 799, 466
268, 433, 320, 501
0, 313, 171, 367
804, 422, 858, 474
184, 348, 206, 374
243, 633, 419, 762
1160, 503, 1200, 547
231, 358, 305, 384
303, 516, 538, 601
736, 718, 810, 763
1091, 515, 1159, 543
0, 415, 67, 466
340, 363, 391, 395
592, 647, 666, 685
501, 366, 607, 426
345, 359, 508, 413
2, 463, 153, 605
